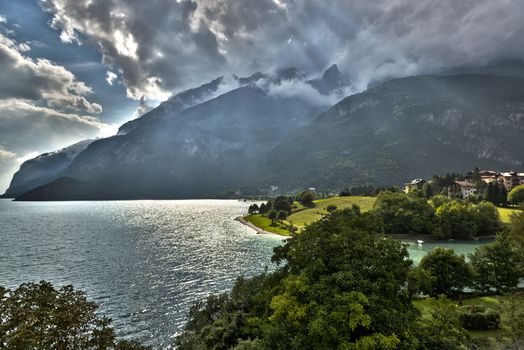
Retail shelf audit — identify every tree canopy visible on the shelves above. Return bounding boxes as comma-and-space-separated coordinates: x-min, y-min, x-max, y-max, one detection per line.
177, 209, 473, 349
0, 281, 149, 350
508, 185, 524, 206
418, 248, 472, 297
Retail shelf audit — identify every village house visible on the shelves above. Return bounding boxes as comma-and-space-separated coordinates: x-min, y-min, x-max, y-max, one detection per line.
479, 170, 524, 191
499, 172, 524, 191
479, 170, 500, 184
404, 179, 426, 193
449, 180, 478, 198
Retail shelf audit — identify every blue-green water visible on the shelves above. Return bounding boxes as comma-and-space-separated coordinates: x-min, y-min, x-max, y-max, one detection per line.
0, 199, 489, 348
406, 240, 491, 265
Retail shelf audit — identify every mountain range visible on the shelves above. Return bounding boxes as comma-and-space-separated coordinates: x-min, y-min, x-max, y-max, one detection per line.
5, 65, 524, 200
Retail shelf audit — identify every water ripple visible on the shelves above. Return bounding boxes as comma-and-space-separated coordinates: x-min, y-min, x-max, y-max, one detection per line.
0, 199, 283, 348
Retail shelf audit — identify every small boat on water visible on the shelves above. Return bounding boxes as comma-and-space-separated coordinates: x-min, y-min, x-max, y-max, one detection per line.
417, 240, 424, 245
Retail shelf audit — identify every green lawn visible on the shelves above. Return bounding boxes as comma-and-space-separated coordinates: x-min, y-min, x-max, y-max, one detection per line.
287, 196, 376, 231
246, 197, 520, 236
413, 294, 524, 342
244, 214, 292, 236
497, 207, 521, 224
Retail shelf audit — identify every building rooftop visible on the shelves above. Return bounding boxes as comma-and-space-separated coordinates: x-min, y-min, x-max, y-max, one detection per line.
405, 178, 425, 185
454, 180, 477, 188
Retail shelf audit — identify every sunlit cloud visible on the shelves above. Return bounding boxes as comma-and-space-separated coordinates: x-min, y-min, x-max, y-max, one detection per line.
16, 152, 39, 164
0, 148, 16, 159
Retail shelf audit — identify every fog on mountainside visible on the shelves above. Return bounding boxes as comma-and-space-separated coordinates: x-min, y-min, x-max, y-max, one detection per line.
8, 69, 524, 200
5, 65, 347, 199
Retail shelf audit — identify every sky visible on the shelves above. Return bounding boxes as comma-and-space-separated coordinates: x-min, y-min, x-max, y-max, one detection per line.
1, 0, 524, 192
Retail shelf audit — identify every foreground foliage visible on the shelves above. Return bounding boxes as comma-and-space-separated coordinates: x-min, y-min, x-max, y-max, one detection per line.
0, 281, 149, 350
177, 209, 471, 349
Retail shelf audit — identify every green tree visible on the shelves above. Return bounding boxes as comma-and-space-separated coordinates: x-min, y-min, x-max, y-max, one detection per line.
179, 210, 428, 348
276, 210, 288, 222
297, 190, 314, 207
508, 185, 524, 206
274, 198, 291, 214
508, 204, 524, 248
339, 187, 351, 196
422, 182, 433, 199
470, 233, 524, 293
471, 166, 482, 184
429, 195, 450, 209
419, 248, 472, 297
267, 209, 278, 225
0, 281, 149, 350
436, 201, 478, 239
373, 191, 436, 236
471, 201, 502, 237
248, 204, 259, 214
484, 182, 508, 206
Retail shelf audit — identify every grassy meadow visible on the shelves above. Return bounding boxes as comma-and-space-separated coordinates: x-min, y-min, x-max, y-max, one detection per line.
244, 195, 522, 236
287, 196, 376, 230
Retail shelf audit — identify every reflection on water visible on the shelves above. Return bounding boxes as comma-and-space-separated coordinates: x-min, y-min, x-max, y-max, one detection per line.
0, 199, 282, 348
0, 199, 489, 348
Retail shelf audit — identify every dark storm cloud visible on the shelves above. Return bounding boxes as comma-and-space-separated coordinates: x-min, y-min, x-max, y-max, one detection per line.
41, 0, 524, 100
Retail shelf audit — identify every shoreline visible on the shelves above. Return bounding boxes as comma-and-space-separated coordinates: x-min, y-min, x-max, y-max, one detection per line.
235, 216, 290, 239
237, 215, 496, 243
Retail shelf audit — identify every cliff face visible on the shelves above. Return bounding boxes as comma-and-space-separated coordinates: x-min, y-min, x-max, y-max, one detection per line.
259, 75, 524, 190
3, 140, 92, 198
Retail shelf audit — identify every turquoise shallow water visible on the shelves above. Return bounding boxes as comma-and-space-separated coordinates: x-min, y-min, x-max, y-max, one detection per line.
406, 240, 492, 265
0, 199, 489, 347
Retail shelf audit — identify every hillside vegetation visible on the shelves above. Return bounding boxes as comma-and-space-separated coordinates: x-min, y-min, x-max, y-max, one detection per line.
245, 195, 519, 236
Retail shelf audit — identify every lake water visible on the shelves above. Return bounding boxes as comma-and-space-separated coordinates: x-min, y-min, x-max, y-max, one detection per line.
0, 199, 489, 348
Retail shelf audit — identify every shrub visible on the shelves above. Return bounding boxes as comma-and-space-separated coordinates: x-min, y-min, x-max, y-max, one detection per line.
326, 205, 337, 213
459, 306, 500, 331
508, 185, 524, 205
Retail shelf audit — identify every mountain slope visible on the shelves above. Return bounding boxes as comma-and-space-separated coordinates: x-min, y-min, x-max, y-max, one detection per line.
54, 86, 325, 198
2, 140, 92, 198
259, 74, 524, 190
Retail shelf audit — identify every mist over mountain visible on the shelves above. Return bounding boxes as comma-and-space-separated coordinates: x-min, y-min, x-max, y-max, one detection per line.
259, 74, 524, 190
7, 68, 524, 200
3, 140, 93, 198
8, 64, 345, 199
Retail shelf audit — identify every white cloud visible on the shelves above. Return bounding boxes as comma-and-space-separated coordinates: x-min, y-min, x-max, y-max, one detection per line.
105, 71, 118, 85
0, 32, 102, 114
0, 15, 7, 24
18, 42, 31, 52
0, 148, 16, 159
0, 100, 113, 193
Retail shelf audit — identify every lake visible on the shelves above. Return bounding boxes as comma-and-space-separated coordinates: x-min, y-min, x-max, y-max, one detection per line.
0, 199, 489, 348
